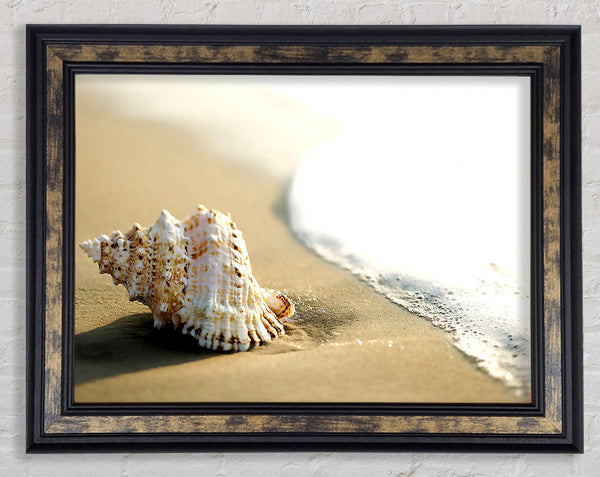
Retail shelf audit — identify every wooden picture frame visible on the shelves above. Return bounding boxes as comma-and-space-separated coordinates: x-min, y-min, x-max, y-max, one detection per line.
26, 25, 582, 452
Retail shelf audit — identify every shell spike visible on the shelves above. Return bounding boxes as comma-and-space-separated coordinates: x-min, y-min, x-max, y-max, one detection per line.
154, 209, 179, 228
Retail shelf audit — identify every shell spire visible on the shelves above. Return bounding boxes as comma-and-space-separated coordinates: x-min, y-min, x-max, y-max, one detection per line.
80, 236, 103, 262
80, 205, 295, 351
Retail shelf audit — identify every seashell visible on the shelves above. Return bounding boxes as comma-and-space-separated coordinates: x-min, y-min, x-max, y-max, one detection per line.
79, 205, 294, 351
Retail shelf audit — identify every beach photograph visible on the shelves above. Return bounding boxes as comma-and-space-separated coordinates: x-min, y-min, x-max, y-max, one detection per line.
74, 74, 532, 403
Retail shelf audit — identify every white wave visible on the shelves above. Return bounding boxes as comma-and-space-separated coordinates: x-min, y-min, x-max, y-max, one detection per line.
288, 132, 531, 397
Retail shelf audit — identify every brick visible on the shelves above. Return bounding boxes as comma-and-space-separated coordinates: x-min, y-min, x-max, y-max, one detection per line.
0, 1, 599, 475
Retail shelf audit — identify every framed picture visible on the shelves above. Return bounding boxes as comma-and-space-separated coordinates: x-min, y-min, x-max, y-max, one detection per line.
26, 25, 582, 452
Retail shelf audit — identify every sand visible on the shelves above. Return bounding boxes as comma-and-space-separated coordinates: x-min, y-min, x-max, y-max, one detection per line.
74, 77, 524, 403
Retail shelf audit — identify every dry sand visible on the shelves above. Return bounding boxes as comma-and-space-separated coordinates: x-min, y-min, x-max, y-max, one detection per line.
74, 78, 524, 403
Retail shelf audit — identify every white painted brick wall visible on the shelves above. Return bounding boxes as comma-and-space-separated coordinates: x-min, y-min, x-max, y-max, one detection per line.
1, 1, 597, 474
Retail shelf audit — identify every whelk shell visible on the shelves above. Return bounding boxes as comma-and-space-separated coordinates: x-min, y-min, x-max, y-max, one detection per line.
79, 205, 294, 351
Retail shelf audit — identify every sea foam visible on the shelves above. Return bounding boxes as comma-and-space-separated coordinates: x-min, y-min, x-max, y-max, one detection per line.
288, 115, 531, 397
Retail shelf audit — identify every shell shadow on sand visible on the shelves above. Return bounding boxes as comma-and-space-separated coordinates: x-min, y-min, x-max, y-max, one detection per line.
74, 293, 358, 386
74, 313, 220, 385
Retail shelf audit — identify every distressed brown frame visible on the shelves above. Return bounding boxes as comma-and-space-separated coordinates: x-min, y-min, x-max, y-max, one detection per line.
26, 25, 582, 452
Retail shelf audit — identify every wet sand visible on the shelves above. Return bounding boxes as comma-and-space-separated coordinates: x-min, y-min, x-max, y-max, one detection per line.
74, 77, 523, 403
